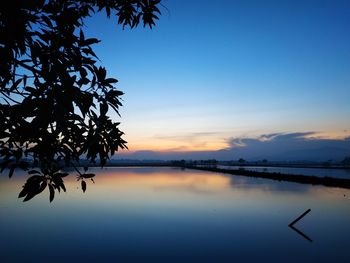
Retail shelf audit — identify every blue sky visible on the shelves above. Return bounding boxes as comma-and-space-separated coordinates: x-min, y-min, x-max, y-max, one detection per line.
84, 0, 350, 159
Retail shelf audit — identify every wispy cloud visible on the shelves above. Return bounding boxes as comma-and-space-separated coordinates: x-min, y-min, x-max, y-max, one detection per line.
141, 131, 228, 151
156, 132, 223, 141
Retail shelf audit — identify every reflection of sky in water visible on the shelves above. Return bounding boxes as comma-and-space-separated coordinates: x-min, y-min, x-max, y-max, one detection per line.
1, 167, 350, 262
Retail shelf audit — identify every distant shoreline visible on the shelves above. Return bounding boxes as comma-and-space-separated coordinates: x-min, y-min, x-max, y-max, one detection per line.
182, 165, 350, 190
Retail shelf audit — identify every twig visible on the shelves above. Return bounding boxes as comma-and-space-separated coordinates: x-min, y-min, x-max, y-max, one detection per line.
289, 209, 311, 227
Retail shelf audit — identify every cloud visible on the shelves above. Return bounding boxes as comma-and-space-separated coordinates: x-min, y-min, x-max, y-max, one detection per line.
155, 131, 222, 142
230, 132, 315, 147
116, 132, 350, 162
225, 132, 350, 161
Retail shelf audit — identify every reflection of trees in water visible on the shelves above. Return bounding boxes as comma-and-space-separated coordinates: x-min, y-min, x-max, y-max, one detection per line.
239, 166, 350, 178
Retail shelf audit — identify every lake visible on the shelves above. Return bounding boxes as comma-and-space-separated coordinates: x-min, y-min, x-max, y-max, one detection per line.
1, 167, 350, 262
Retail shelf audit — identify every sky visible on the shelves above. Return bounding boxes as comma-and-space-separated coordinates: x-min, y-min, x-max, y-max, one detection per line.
84, 0, 350, 161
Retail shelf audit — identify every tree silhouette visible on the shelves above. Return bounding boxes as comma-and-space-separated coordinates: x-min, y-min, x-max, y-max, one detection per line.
341, 157, 350, 167
0, 0, 161, 201
238, 158, 246, 164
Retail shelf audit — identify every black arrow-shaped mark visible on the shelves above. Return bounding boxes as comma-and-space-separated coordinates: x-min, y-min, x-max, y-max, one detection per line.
288, 208, 313, 242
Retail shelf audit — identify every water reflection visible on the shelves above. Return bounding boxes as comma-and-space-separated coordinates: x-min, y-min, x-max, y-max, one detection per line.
1, 167, 350, 263
218, 165, 350, 179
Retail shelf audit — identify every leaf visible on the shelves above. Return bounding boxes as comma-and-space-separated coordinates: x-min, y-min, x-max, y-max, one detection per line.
60, 182, 66, 192
9, 165, 15, 178
105, 78, 118, 84
10, 79, 22, 91
100, 102, 108, 116
23, 192, 37, 202
28, 169, 41, 175
56, 172, 69, 177
18, 188, 27, 198
81, 180, 87, 193
27, 175, 43, 182
24, 86, 36, 93
97, 66, 106, 82
83, 38, 100, 46
49, 184, 55, 202
23, 75, 27, 87
38, 181, 47, 194
82, 173, 95, 179
79, 29, 85, 42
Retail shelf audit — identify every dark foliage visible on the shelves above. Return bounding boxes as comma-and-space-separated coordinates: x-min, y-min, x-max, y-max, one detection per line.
0, 0, 161, 201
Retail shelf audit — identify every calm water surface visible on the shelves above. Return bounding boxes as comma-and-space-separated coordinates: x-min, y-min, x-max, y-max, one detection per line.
1, 167, 350, 262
